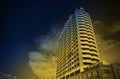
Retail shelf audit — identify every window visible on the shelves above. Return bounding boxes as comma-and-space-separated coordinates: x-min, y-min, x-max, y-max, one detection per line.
76, 53, 79, 56
96, 70, 99, 76
74, 59, 76, 62
75, 65, 76, 68
104, 69, 111, 74
77, 63, 80, 66
75, 70, 80, 74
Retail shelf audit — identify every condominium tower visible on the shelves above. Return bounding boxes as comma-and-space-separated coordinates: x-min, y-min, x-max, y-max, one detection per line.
56, 8, 100, 79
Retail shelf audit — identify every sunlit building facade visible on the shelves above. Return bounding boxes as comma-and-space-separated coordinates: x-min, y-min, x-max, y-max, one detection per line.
56, 8, 100, 79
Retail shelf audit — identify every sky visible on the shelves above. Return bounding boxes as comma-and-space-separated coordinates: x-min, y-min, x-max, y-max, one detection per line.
1, 0, 120, 79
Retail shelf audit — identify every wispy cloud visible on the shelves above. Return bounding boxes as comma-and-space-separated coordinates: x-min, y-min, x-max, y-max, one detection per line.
28, 26, 62, 79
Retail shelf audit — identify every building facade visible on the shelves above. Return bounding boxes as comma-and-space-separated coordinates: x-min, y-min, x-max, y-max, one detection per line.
78, 63, 120, 79
56, 7, 100, 79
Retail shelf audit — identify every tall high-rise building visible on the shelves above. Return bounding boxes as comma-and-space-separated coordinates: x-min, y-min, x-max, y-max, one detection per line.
56, 7, 100, 79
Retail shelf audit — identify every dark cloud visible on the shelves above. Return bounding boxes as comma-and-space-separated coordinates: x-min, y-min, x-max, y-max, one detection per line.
94, 20, 120, 40
93, 20, 120, 63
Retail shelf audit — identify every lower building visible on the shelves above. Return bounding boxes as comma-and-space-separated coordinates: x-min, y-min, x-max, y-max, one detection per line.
65, 62, 120, 79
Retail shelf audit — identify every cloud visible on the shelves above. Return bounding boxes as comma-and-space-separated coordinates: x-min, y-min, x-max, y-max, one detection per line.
111, 23, 120, 34
93, 20, 120, 63
94, 20, 120, 40
28, 26, 62, 79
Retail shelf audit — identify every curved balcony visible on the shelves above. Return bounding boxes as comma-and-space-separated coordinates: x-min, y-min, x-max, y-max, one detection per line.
80, 37, 88, 40
79, 30, 87, 33
84, 23, 92, 27
92, 56, 99, 60
88, 38, 95, 42
90, 43, 96, 47
87, 27, 93, 31
82, 54, 92, 58
82, 52, 91, 55
92, 58, 99, 61
83, 59, 93, 64
89, 40, 96, 44
81, 41, 88, 44
80, 32, 88, 35
91, 51, 98, 56
84, 65, 90, 68
87, 32, 93, 35
81, 45, 89, 49
89, 39, 95, 43
82, 50, 90, 53
90, 48, 98, 52
88, 34, 94, 38
79, 27, 86, 30
90, 47, 97, 51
